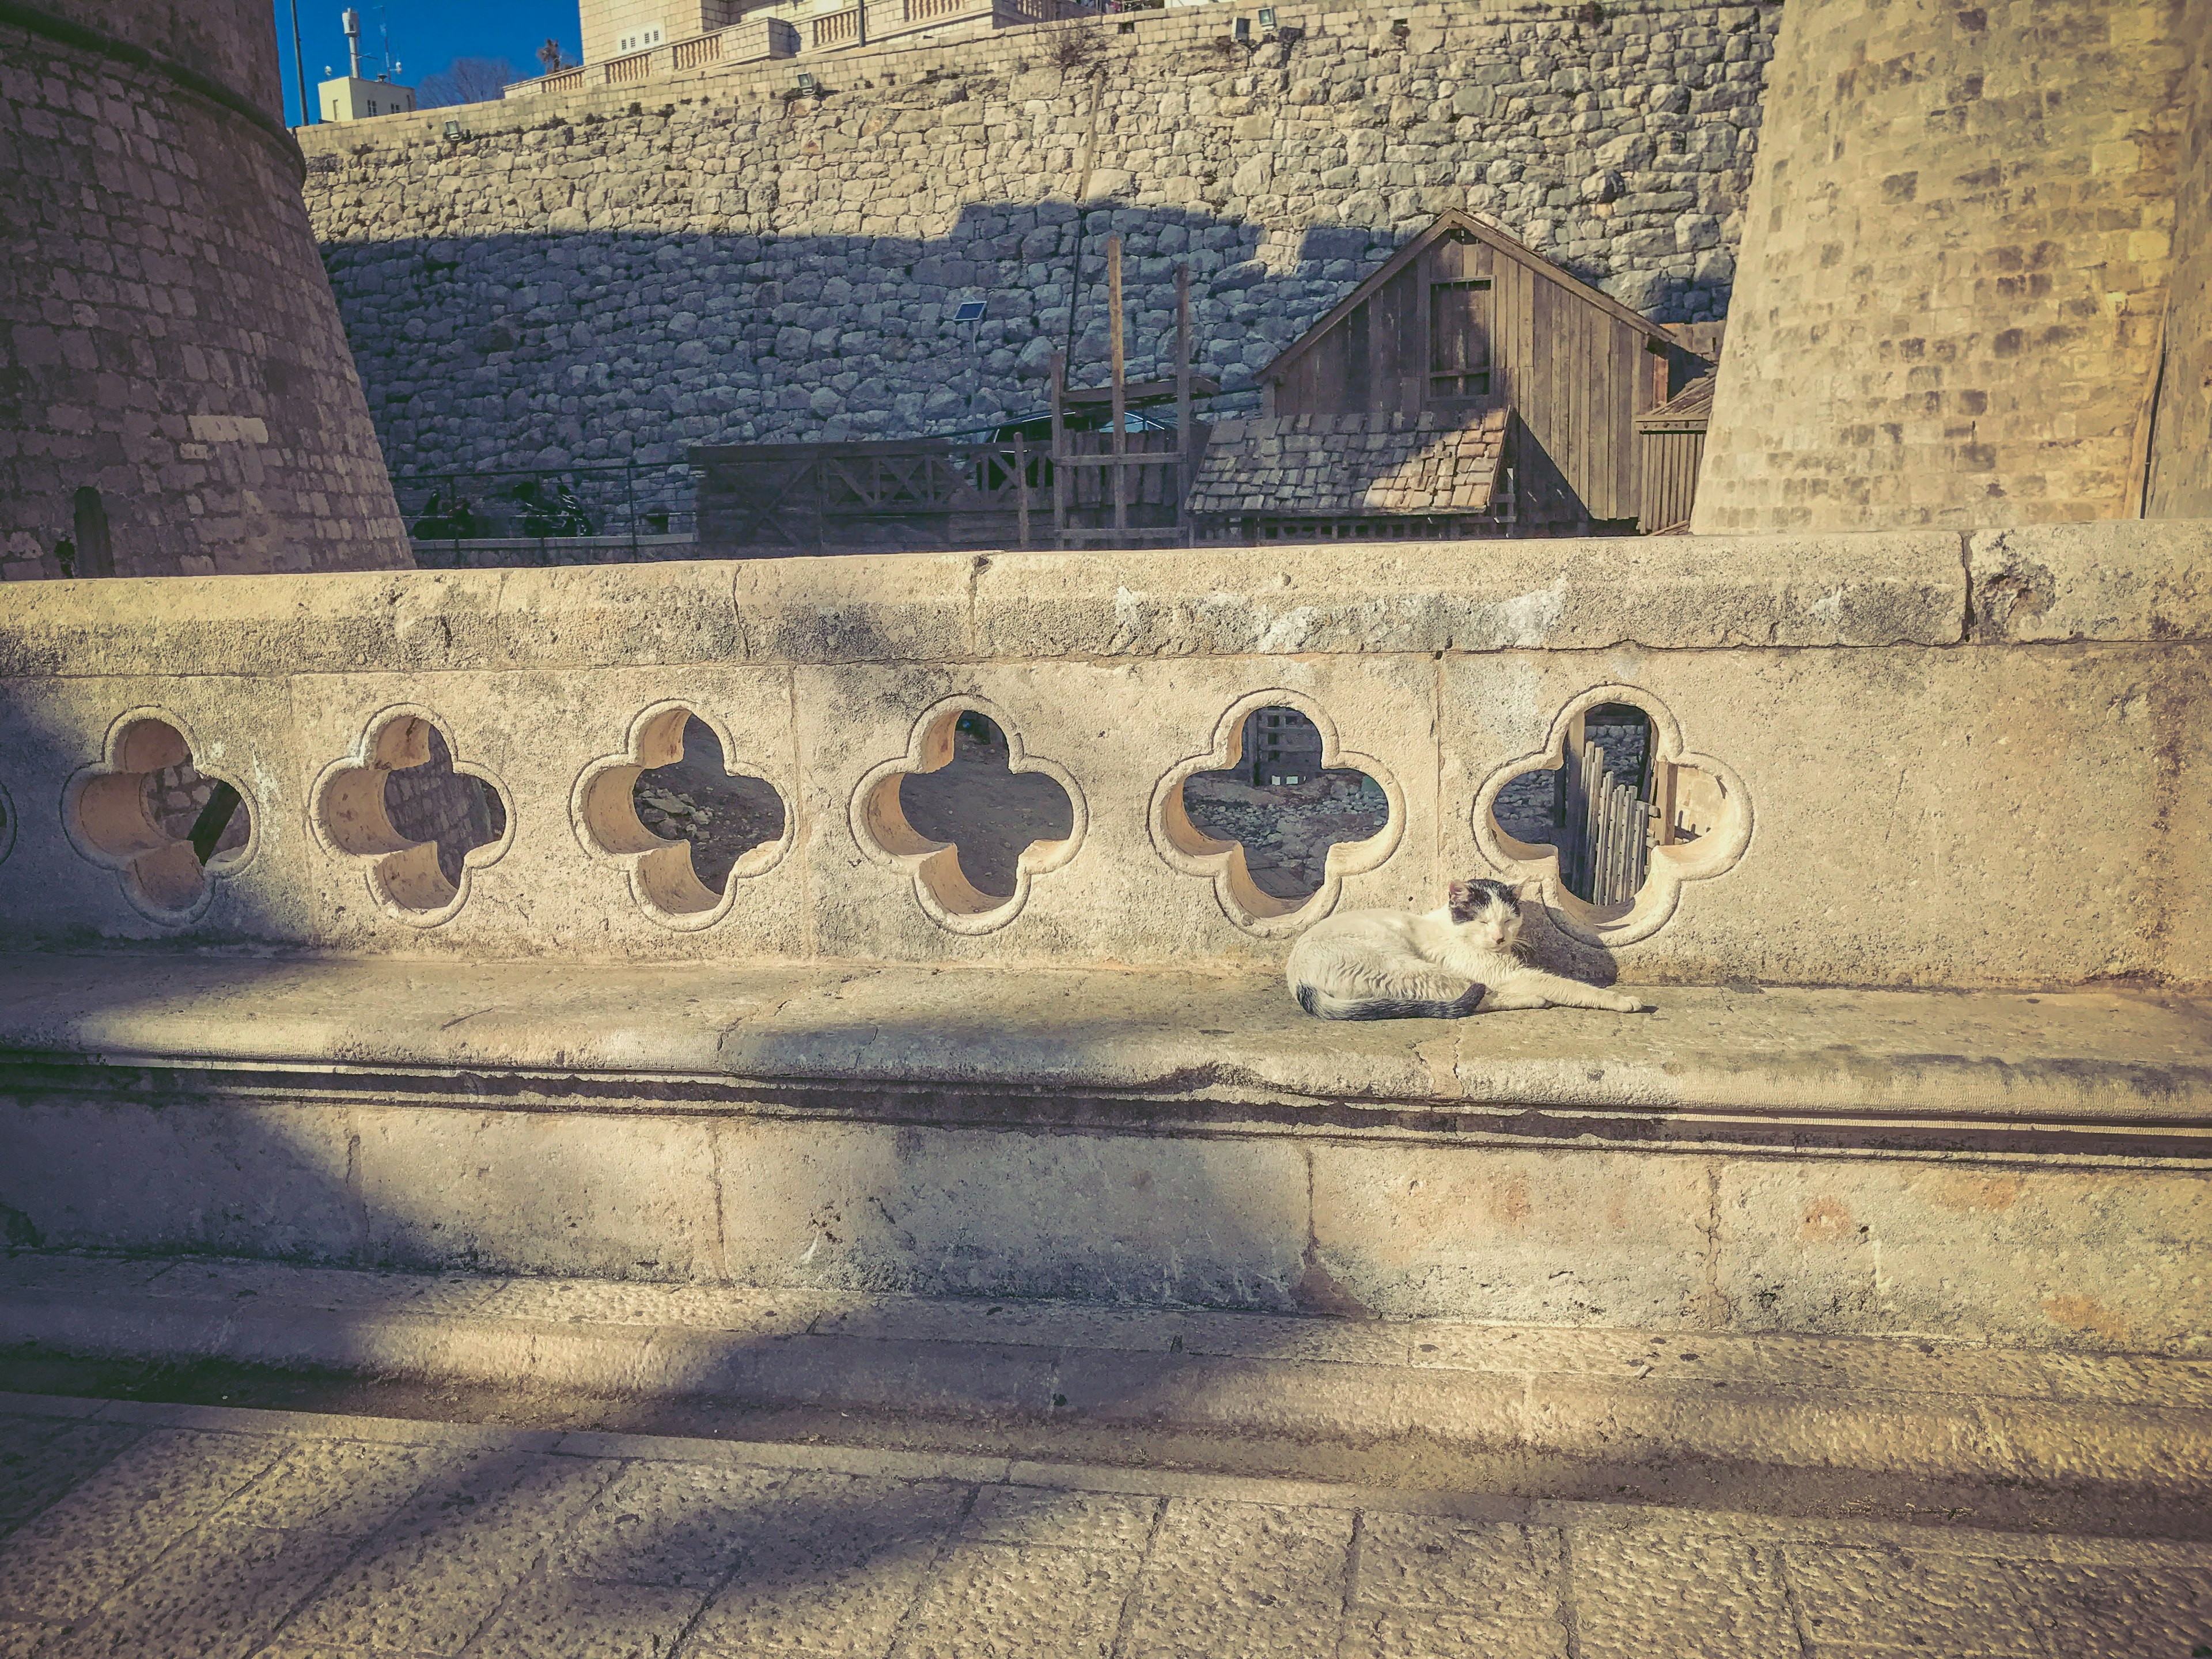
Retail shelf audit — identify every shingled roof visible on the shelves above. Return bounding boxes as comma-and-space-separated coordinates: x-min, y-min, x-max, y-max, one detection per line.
1635, 374, 1715, 430
1188, 408, 1511, 519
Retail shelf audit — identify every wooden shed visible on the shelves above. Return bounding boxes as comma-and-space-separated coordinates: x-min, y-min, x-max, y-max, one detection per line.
1252, 210, 1707, 535
1634, 374, 1714, 534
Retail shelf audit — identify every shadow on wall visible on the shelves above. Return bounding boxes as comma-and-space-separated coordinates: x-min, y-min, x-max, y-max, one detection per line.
319, 203, 1729, 483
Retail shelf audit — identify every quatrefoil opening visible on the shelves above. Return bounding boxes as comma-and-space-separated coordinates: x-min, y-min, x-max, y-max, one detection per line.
1474, 684, 1751, 946
573, 702, 793, 929
63, 711, 255, 923
1151, 691, 1403, 936
850, 698, 1085, 935
312, 707, 512, 927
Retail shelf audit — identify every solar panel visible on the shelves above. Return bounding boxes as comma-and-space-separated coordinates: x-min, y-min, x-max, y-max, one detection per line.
952, 300, 987, 322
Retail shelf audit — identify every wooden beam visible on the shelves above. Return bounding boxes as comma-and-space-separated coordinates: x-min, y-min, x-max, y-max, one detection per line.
1176, 262, 1192, 545
1050, 351, 1068, 546
1108, 233, 1126, 535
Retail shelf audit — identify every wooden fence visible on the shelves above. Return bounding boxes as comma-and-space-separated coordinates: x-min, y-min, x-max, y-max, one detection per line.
1558, 740, 1650, 908
694, 433, 1190, 555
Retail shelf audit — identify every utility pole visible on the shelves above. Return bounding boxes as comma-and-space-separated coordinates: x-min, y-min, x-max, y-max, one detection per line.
288, 0, 310, 124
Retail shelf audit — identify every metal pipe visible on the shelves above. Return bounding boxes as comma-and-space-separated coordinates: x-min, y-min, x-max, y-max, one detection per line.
289, 0, 310, 124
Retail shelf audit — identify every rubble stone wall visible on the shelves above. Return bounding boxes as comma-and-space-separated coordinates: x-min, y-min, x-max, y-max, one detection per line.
298, 0, 1779, 484
0, 0, 412, 579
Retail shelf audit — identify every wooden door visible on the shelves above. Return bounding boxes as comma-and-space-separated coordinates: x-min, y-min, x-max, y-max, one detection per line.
1430, 279, 1494, 402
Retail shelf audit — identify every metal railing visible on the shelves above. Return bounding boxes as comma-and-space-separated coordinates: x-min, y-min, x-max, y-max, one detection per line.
399, 463, 697, 567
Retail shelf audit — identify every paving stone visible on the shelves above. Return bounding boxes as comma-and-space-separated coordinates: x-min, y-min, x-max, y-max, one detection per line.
963, 1487, 1159, 1554
0, 1419, 139, 1524
1142, 1498, 1355, 1603
217, 1438, 446, 1535
44, 1520, 362, 1659
544, 1460, 790, 1588
893, 1540, 1139, 1658
1338, 1604, 1570, 1659
1785, 1543, 2212, 1656
280, 1450, 619, 1653
462, 1577, 704, 1658
1354, 1514, 1556, 1612
1120, 1595, 1342, 1659
0, 1431, 282, 1620
1570, 1527, 1797, 1659
3, 1401, 2210, 1658
685, 1476, 969, 1654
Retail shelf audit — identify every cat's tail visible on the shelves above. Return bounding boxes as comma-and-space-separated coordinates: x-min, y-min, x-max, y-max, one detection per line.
1294, 983, 1486, 1021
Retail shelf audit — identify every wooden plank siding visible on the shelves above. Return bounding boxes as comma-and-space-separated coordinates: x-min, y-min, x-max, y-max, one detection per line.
1262, 211, 1672, 531
1638, 429, 1705, 533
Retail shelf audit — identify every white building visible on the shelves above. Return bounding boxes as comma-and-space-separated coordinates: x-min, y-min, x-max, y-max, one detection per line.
319, 74, 416, 122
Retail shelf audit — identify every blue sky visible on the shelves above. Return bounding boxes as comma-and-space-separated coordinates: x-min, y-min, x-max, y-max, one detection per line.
272, 0, 579, 123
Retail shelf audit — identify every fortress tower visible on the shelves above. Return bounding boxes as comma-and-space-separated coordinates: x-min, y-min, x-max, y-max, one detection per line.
1695, 0, 2212, 531
0, 0, 411, 578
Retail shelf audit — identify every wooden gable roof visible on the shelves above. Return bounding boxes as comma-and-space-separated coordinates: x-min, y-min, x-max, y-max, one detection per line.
1262, 209, 1669, 387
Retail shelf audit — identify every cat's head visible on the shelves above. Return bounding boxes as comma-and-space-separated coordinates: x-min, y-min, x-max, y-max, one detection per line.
1448, 877, 1524, 949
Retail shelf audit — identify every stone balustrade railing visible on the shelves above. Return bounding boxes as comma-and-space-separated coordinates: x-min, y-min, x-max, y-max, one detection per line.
497, 0, 1059, 99
502, 18, 800, 97
0, 526, 2203, 988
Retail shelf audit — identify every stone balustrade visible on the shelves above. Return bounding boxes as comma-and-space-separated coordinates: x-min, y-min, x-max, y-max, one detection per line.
0, 525, 2203, 987
0, 525, 2206, 1357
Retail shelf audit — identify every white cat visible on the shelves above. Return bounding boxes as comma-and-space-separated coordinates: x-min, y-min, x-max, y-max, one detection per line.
1286, 877, 1651, 1020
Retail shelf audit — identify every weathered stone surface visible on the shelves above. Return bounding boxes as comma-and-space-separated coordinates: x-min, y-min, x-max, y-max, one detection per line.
1307, 1145, 1714, 1325
716, 1118, 1313, 1306
970, 534, 1967, 657
1968, 523, 2212, 642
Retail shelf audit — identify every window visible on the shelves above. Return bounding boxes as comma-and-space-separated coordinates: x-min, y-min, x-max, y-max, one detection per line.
366, 98, 377, 113
1430, 278, 1493, 400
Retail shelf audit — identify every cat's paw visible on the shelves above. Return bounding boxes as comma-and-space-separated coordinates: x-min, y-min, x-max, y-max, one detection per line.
1606, 991, 1654, 1013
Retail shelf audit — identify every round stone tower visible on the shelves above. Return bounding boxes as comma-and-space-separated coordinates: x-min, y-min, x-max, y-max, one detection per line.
1694, 0, 2206, 532
0, 0, 411, 578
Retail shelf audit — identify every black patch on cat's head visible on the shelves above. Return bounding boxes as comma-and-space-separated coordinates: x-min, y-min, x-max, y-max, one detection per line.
1448, 877, 1520, 923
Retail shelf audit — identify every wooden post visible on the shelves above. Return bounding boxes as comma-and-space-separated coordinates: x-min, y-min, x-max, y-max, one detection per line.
1013, 431, 1031, 550
1050, 352, 1068, 547
1175, 263, 1192, 544
1108, 233, 1126, 536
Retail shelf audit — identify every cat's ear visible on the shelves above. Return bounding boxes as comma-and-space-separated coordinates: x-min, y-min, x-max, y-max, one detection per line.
1447, 880, 1476, 921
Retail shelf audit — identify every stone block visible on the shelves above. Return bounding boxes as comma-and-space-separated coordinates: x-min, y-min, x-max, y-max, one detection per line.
1967, 522, 2212, 642
1713, 1159, 2212, 1356
1308, 1143, 1713, 1324
715, 1119, 1310, 1306
0, 1098, 357, 1259
358, 1107, 722, 1279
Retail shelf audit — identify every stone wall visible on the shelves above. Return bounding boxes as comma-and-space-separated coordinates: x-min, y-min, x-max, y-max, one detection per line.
0, 0, 412, 579
2148, 1, 2212, 520
1694, 0, 2206, 533
300, 0, 1778, 484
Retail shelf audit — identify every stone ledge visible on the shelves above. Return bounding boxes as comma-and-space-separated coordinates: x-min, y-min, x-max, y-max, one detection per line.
0, 955, 2206, 1143
3, 1252, 2206, 1494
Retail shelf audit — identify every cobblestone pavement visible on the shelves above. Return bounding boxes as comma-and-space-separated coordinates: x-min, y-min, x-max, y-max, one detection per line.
0, 1395, 2207, 1658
